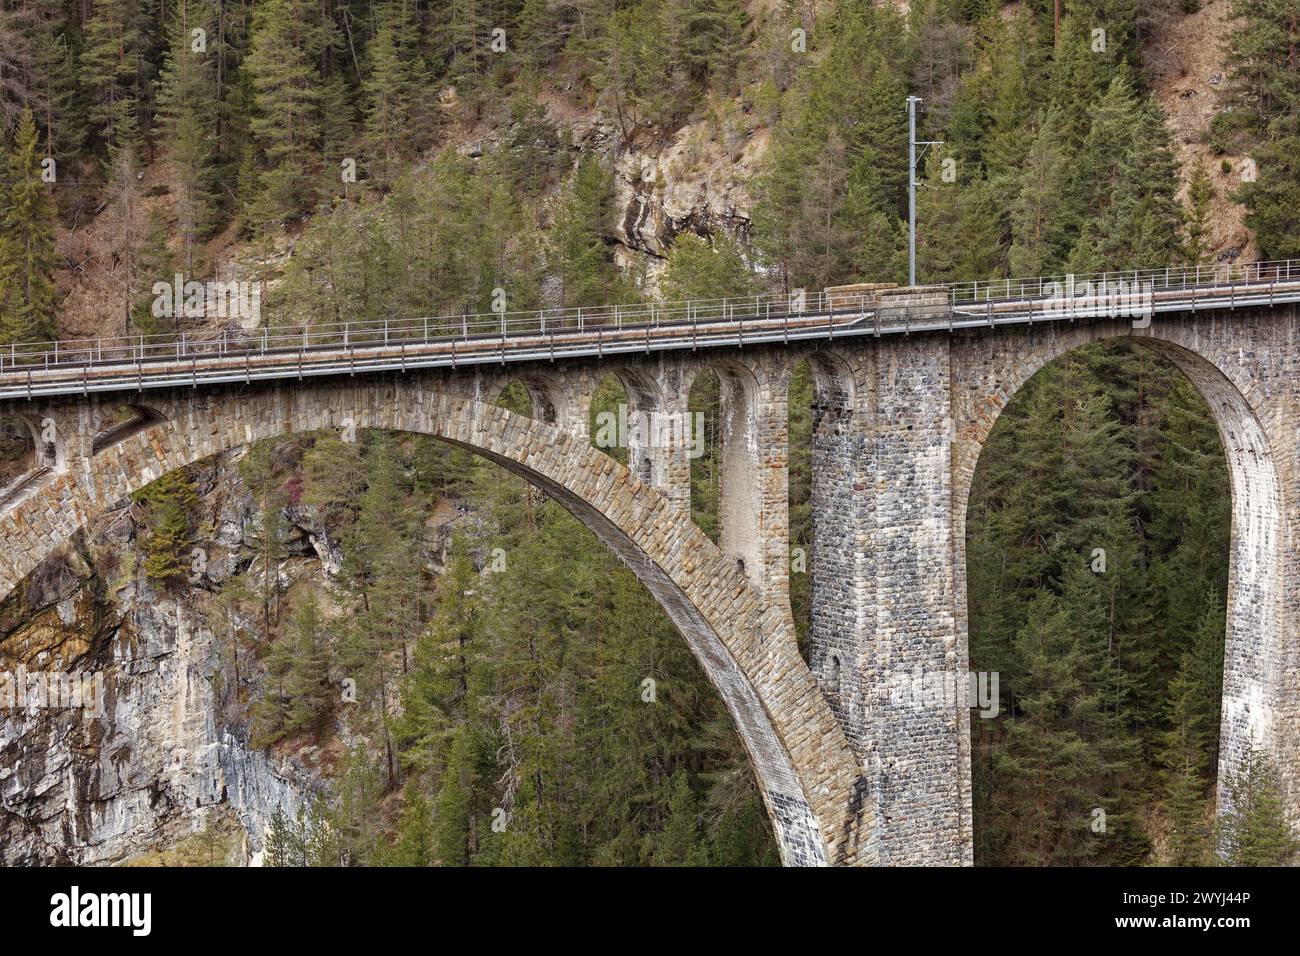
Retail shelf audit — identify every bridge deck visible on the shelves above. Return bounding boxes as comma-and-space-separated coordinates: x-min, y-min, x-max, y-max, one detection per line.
3, 264, 1300, 400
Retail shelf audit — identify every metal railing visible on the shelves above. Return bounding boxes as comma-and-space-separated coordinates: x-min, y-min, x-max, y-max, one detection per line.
2, 260, 1299, 393
947, 259, 1298, 306
0, 289, 863, 373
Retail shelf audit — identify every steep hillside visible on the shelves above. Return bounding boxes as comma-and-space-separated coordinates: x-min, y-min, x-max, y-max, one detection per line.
1142, 0, 1255, 262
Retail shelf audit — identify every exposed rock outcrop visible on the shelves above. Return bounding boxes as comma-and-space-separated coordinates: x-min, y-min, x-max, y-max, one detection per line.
0, 453, 317, 865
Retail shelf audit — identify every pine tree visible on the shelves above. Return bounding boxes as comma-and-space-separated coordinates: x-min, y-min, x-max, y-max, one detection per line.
659, 233, 758, 301
0, 109, 59, 343
284, 593, 332, 735
1068, 77, 1186, 272
434, 724, 477, 865
132, 207, 175, 335
1223, 0, 1300, 131
362, 5, 419, 184
676, 0, 749, 89
385, 784, 434, 866
1165, 755, 1212, 865
548, 155, 630, 308
238, 439, 291, 636
654, 770, 707, 865
29, 6, 86, 163
1237, 131, 1300, 259
251, 624, 294, 747
1008, 112, 1077, 276
137, 469, 200, 586
103, 107, 146, 335
81, 0, 148, 153
263, 807, 298, 865
1161, 649, 1214, 865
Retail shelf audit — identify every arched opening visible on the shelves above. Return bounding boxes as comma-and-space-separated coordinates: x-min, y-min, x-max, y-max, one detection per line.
786, 352, 856, 662
966, 338, 1244, 866
589, 371, 630, 467
687, 367, 722, 542
0, 413, 37, 508
685, 362, 767, 595
494, 374, 572, 429
91, 404, 166, 456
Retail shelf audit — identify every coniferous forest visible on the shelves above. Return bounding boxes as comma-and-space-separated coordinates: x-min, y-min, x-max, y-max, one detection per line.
1, 0, 1299, 867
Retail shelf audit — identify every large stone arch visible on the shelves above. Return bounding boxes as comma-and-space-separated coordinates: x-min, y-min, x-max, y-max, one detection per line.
0, 376, 872, 866
950, 318, 1294, 828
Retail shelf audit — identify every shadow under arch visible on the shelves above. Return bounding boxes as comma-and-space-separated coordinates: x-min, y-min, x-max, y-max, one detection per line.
0, 382, 870, 866
954, 328, 1287, 843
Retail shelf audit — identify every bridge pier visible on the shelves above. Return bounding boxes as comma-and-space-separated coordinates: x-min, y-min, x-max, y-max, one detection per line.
807, 338, 970, 865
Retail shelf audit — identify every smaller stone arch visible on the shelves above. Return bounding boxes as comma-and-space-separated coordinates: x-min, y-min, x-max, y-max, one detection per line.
12, 411, 57, 470
0, 412, 39, 509
487, 370, 580, 435
789, 348, 857, 427
681, 357, 774, 598
90, 403, 168, 456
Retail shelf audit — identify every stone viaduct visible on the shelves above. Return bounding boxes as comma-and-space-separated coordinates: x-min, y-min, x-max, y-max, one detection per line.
2, 284, 1298, 866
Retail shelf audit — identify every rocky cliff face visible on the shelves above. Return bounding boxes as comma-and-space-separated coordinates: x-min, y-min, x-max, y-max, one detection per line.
0, 453, 317, 866
458, 101, 770, 286
606, 115, 770, 275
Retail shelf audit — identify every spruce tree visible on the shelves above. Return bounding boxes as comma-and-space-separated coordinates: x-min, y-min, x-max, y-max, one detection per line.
81, 0, 149, 153
1182, 160, 1214, 266
1218, 745, 1298, 865
243, 0, 332, 228
156, 0, 219, 270
548, 155, 630, 308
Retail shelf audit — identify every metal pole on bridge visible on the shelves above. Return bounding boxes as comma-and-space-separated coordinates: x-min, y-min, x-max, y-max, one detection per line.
908, 95, 918, 288
907, 96, 942, 288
